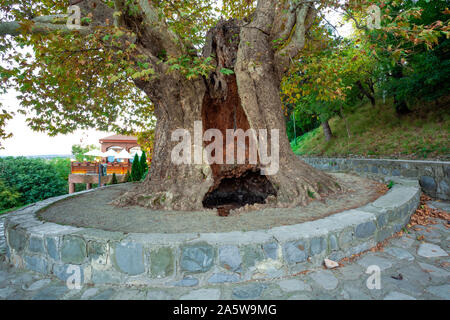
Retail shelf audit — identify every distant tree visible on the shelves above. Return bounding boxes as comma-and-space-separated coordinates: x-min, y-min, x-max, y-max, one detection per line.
123, 171, 131, 183
140, 152, 148, 179
47, 157, 71, 181
111, 173, 118, 185
131, 154, 141, 182
71, 144, 99, 162
0, 179, 21, 211
0, 157, 67, 205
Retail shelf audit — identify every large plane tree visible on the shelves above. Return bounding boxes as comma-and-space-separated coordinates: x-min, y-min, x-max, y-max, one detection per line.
0, 0, 443, 212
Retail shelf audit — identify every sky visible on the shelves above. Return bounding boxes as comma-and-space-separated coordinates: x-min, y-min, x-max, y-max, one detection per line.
0, 90, 112, 157
0, 5, 353, 157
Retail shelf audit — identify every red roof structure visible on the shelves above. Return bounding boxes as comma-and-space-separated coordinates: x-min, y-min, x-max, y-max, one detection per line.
99, 134, 139, 152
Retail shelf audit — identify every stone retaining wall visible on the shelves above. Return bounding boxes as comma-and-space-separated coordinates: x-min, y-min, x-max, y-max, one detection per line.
3, 178, 420, 287
301, 157, 449, 200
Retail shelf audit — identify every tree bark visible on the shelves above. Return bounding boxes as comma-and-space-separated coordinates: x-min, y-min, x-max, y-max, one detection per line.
322, 120, 333, 142
356, 80, 376, 107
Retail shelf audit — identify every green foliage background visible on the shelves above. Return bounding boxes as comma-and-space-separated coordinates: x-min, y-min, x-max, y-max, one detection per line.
0, 157, 67, 209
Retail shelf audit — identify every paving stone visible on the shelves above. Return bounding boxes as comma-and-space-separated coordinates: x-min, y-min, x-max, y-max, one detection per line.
425, 284, 450, 299
356, 255, 393, 271
309, 270, 338, 290
310, 237, 327, 255
10, 273, 34, 286
263, 242, 279, 260
53, 263, 85, 284
355, 221, 376, 239
180, 288, 221, 300
45, 237, 59, 260
427, 201, 450, 212
288, 293, 312, 300
420, 176, 436, 193
81, 288, 99, 300
382, 274, 424, 296
180, 243, 214, 273
384, 291, 416, 300
342, 283, 371, 300
147, 290, 173, 300
384, 247, 415, 261
397, 264, 431, 286
28, 237, 45, 254
90, 288, 116, 300
417, 243, 448, 258
329, 235, 338, 251
61, 236, 87, 264
32, 285, 68, 300
24, 255, 48, 274
0, 270, 9, 283
0, 287, 15, 299
91, 269, 122, 285
219, 246, 242, 272
170, 277, 199, 287
150, 247, 174, 277
8, 229, 27, 251
283, 241, 307, 264
277, 279, 311, 292
63, 288, 82, 300
23, 279, 51, 291
232, 283, 265, 300
337, 264, 365, 281
416, 229, 443, 241
113, 289, 146, 300
114, 242, 145, 275
417, 262, 450, 279
208, 273, 240, 284
391, 236, 415, 249
243, 247, 264, 269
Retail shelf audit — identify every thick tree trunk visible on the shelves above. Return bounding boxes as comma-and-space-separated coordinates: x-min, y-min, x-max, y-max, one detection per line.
356, 80, 376, 107
322, 120, 334, 142
114, 18, 341, 212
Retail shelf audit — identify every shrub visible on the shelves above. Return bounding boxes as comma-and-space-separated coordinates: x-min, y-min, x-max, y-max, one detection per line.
124, 171, 132, 182
131, 153, 141, 181
0, 179, 22, 211
111, 173, 118, 185
0, 157, 67, 205
140, 152, 148, 179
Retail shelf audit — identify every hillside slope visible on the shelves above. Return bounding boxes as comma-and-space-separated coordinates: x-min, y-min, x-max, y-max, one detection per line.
291, 100, 450, 161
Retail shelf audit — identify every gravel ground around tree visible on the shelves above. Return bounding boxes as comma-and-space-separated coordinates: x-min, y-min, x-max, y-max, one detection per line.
38, 173, 383, 233
0, 200, 448, 300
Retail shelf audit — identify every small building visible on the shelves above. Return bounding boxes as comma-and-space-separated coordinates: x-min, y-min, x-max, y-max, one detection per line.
68, 134, 141, 193
99, 134, 139, 153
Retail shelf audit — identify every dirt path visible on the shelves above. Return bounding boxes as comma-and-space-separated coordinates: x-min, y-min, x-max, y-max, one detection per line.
38, 173, 383, 234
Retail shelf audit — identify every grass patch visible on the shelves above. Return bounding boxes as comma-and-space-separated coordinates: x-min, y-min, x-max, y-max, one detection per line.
292, 99, 450, 160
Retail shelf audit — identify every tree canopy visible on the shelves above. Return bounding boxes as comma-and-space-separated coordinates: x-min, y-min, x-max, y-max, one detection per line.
0, 0, 447, 148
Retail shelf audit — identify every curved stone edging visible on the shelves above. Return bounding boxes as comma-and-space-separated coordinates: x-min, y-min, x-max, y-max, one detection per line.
300, 156, 449, 200
3, 178, 420, 287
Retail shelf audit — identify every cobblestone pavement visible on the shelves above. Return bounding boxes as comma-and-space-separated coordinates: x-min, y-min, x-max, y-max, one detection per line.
0, 202, 448, 301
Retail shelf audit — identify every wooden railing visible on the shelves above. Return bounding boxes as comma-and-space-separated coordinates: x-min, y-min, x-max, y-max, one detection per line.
71, 162, 132, 175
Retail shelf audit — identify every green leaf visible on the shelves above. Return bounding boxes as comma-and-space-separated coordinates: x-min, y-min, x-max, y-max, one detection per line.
220, 68, 234, 75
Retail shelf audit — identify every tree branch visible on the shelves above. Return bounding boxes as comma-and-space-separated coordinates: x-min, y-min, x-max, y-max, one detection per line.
274, 1, 316, 78
0, 20, 90, 37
